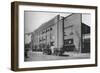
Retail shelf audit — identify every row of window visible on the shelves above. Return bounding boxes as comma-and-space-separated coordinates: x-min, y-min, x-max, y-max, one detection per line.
39, 36, 47, 41
39, 27, 53, 34
39, 36, 53, 42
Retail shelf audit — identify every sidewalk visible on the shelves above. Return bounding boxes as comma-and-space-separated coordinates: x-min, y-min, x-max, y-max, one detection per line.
25, 51, 90, 61
64, 52, 90, 58
27, 51, 90, 58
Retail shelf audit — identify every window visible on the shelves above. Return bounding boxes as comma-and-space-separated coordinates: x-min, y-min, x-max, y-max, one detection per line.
64, 39, 73, 45
50, 27, 52, 30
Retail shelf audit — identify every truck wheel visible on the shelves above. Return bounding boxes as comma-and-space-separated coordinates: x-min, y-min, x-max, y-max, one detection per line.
54, 50, 58, 56
48, 50, 52, 55
59, 52, 63, 56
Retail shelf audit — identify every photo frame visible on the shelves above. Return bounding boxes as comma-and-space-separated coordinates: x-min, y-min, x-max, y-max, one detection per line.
11, 1, 98, 71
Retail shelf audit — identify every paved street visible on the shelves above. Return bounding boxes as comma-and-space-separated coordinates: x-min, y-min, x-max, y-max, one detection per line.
25, 51, 90, 61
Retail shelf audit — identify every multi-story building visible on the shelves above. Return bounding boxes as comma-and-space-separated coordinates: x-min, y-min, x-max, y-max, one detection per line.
31, 13, 90, 53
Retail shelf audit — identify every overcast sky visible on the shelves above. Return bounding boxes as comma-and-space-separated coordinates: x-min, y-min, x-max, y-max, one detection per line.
24, 11, 91, 33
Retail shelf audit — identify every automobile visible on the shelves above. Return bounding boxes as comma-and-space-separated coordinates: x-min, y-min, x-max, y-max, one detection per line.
53, 47, 65, 56
42, 45, 52, 55
43, 45, 65, 56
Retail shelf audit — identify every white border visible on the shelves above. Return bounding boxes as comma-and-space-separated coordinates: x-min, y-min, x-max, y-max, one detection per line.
19, 5, 96, 68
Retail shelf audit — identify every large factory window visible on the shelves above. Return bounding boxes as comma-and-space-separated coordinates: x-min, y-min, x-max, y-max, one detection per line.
81, 23, 90, 53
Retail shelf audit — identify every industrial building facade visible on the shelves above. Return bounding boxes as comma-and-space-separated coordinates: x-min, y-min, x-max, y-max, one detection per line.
31, 13, 90, 53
